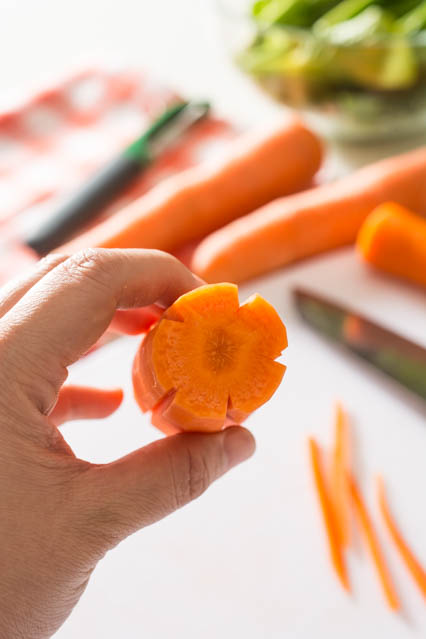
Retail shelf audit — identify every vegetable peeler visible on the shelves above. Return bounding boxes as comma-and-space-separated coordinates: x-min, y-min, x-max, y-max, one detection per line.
25, 100, 210, 255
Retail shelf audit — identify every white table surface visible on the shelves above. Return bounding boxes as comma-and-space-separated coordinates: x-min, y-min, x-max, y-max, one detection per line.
1, 1, 426, 637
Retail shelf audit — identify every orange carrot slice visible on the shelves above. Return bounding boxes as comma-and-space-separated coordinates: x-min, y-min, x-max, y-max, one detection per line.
349, 474, 400, 611
132, 283, 287, 433
331, 402, 351, 548
377, 476, 426, 600
308, 437, 350, 592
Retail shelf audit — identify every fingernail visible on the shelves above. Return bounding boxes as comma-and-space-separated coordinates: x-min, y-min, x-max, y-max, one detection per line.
224, 427, 256, 468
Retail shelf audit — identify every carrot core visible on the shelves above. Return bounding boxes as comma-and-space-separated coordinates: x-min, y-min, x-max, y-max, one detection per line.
204, 328, 239, 372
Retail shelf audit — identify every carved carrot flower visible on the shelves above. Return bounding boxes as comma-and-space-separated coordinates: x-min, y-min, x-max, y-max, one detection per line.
133, 283, 287, 434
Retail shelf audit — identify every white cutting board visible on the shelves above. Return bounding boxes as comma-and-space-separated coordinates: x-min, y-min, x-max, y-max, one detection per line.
57, 249, 426, 639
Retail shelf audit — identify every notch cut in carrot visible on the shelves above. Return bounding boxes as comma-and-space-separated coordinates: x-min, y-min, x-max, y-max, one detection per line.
348, 474, 400, 612
308, 437, 350, 592
132, 283, 287, 434
331, 402, 352, 548
377, 476, 426, 600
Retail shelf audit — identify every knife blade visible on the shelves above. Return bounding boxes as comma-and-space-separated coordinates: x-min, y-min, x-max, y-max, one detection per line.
293, 288, 426, 401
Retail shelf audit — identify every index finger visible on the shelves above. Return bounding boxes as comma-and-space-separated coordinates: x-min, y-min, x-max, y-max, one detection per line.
0, 248, 202, 414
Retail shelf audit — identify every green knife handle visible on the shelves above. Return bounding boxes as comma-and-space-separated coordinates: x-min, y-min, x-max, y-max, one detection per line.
25, 102, 188, 256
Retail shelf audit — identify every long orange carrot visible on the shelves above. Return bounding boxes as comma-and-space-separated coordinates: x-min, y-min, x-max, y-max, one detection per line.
191, 147, 426, 283
331, 402, 351, 548
308, 437, 350, 592
63, 118, 322, 253
349, 474, 400, 611
377, 476, 426, 600
357, 202, 426, 288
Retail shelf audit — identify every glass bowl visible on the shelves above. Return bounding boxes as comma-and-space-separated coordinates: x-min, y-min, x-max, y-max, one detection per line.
216, 0, 426, 142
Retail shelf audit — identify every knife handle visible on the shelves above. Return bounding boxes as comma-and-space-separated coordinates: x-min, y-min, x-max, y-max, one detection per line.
25, 151, 149, 256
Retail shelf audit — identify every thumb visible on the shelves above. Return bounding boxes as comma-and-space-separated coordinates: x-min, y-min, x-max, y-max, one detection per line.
79, 427, 255, 550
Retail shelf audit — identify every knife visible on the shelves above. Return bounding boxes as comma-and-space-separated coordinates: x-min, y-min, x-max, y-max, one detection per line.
293, 288, 426, 401
24, 100, 210, 256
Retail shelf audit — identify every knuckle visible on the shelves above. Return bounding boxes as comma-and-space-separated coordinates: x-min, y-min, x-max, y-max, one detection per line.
182, 447, 212, 504
61, 249, 113, 292
38, 253, 68, 272
65, 247, 107, 273
75, 506, 123, 557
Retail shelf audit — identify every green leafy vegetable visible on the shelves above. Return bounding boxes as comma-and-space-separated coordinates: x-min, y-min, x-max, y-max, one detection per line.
315, 7, 394, 45
241, 0, 426, 133
252, 0, 339, 27
313, 0, 377, 34
395, 1, 426, 34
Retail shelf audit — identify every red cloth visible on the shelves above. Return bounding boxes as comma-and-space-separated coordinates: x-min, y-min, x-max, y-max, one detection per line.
0, 65, 234, 283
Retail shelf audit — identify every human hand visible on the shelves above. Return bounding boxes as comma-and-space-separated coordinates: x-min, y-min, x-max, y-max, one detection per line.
0, 249, 255, 639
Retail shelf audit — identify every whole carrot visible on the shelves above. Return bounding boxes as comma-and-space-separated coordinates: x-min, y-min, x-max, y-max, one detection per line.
191, 147, 426, 283
62, 118, 322, 253
357, 202, 426, 288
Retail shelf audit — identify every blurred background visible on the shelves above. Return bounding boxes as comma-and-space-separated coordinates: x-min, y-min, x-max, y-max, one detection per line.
1, 1, 425, 637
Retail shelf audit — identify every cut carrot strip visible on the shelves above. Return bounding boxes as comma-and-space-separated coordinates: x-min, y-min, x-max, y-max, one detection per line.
377, 476, 426, 600
349, 474, 400, 611
331, 402, 351, 548
308, 437, 350, 592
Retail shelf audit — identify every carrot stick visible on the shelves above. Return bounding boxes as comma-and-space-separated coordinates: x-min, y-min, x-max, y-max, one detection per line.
377, 476, 426, 600
191, 146, 426, 283
348, 474, 400, 611
357, 202, 426, 288
62, 118, 322, 253
331, 402, 351, 548
308, 437, 350, 592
